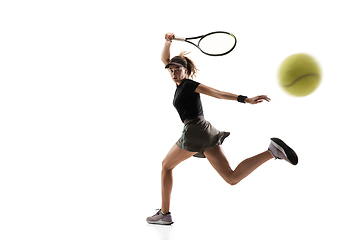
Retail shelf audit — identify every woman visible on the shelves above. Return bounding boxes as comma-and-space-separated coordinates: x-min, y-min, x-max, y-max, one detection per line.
146, 33, 298, 225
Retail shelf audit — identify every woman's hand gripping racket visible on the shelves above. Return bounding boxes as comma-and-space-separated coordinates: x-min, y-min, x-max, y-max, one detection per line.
168, 31, 237, 56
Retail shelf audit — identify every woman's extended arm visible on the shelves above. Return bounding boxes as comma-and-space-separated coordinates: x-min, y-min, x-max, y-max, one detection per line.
195, 84, 238, 100
161, 33, 175, 65
195, 84, 271, 104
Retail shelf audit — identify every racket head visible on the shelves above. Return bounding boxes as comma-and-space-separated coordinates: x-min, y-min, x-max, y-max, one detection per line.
196, 31, 237, 56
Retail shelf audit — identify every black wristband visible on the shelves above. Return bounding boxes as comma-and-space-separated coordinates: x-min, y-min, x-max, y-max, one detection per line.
237, 95, 248, 103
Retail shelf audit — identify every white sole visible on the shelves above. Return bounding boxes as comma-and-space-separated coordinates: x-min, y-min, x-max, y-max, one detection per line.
147, 220, 173, 225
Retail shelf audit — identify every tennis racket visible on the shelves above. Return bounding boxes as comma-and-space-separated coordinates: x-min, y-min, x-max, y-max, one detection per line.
173, 31, 237, 56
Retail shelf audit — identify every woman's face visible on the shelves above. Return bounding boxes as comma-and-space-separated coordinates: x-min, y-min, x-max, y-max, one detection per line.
168, 65, 187, 85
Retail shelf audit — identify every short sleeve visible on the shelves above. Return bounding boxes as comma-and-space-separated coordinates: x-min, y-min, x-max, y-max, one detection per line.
184, 79, 200, 93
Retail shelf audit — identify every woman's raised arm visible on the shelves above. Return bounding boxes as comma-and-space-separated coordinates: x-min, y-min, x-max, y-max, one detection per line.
161, 33, 175, 65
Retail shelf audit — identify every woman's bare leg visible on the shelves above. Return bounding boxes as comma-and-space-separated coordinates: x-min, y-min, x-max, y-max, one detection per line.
161, 144, 195, 213
204, 146, 273, 185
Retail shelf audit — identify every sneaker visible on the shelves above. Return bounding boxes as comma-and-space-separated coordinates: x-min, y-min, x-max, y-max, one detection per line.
146, 209, 174, 225
268, 138, 298, 165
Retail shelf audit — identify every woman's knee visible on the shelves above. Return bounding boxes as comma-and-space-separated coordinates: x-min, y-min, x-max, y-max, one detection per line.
162, 159, 174, 172
161, 144, 193, 172
228, 179, 239, 186
221, 172, 240, 186
225, 175, 238, 186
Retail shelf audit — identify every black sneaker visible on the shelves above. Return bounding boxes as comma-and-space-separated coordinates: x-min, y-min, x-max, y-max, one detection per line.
268, 138, 298, 165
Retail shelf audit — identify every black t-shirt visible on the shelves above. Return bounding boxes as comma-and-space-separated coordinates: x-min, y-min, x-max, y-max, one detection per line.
173, 79, 204, 123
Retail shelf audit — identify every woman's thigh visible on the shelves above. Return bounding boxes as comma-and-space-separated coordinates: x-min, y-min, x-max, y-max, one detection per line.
162, 144, 196, 171
204, 146, 233, 183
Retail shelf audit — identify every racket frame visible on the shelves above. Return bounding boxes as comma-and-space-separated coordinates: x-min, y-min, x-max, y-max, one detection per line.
173, 31, 237, 56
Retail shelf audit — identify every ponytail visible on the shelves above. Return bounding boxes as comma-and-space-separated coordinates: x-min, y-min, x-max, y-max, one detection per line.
178, 51, 199, 79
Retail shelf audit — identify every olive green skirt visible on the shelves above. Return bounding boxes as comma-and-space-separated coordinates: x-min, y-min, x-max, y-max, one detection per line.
175, 117, 230, 158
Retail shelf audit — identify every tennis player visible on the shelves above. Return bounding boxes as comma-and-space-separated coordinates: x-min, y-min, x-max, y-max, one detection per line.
146, 33, 298, 225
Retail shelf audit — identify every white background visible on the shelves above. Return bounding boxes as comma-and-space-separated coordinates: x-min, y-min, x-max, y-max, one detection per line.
1, 0, 359, 239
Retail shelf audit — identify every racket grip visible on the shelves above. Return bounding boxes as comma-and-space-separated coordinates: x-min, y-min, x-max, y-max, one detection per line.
173, 36, 185, 41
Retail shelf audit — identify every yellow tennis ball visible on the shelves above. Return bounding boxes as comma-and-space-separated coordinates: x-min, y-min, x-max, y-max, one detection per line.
278, 53, 321, 97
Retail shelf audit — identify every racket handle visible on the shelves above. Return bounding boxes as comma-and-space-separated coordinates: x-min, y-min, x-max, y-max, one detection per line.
173, 36, 185, 41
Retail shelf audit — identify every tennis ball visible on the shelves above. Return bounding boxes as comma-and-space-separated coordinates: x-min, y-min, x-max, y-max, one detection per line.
278, 53, 321, 97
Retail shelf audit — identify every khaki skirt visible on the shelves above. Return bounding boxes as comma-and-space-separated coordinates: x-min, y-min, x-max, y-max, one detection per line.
175, 117, 230, 158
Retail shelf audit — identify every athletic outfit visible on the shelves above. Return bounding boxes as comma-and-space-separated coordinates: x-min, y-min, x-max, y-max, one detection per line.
174, 79, 230, 158
146, 56, 298, 225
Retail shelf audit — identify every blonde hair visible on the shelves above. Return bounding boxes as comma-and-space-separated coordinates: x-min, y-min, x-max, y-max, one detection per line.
178, 51, 199, 79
